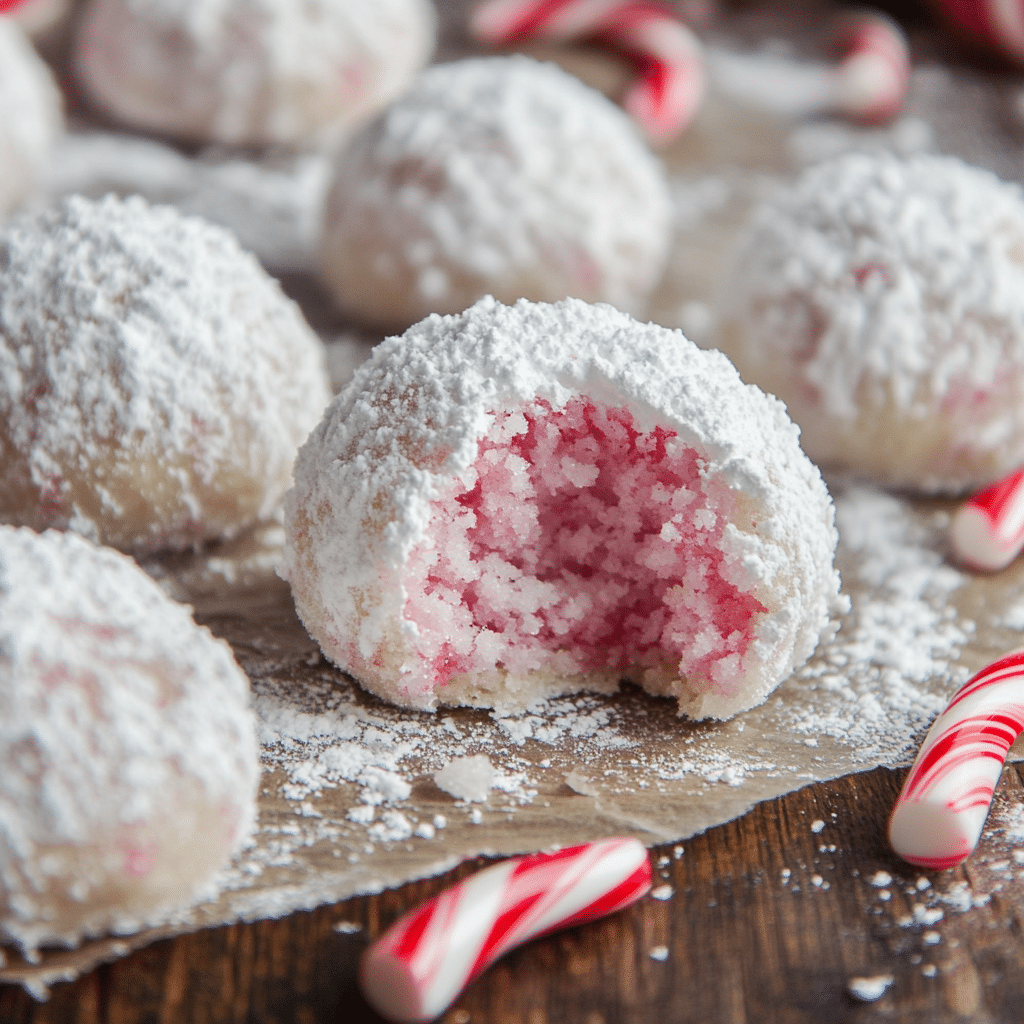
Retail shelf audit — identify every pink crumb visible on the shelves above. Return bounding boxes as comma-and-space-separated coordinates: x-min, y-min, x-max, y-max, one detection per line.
404, 397, 767, 695
122, 841, 157, 878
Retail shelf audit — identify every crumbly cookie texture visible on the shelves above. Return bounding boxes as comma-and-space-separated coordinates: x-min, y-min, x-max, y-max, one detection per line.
0, 193, 332, 554
0, 526, 259, 956
283, 296, 845, 720
74, 0, 436, 148
317, 56, 673, 330
716, 152, 1024, 494
0, 18, 63, 219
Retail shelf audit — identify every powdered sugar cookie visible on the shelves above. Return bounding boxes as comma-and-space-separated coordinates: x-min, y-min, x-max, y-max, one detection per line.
73, 0, 436, 148
0, 193, 332, 554
716, 152, 1024, 494
0, 525, 259, 955
316, 56, 673, 330
0, 18, 63, 219
283, 297, 844, 720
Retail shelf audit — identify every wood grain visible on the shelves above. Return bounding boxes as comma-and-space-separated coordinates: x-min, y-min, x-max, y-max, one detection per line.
5, 763, 1024, 1023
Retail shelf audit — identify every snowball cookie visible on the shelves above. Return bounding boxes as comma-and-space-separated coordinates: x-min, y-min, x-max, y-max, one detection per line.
0, 193, 332, 555
715, 152, 1024, 494
283, 297, 844, 720
0, 18, 63, 220
74, 0, 436, 148
316, 56, 673, 331
0, 525, 259, 955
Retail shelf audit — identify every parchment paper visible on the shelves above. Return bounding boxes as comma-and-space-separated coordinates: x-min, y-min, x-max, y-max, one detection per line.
5, 0, 1024, 994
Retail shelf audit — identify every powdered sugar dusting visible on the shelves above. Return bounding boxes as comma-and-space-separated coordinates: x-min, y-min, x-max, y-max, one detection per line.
779, 483, 970, 759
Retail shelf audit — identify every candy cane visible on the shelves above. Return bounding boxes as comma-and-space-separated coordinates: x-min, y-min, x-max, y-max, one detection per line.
831, 11, 910, 123
0, 0, 30, 11
359, 837, 651, 1023
928, 0, 1024, 65
470, 0, 706, 145
889, 648, 1024, 869
950, 466, 1024, 572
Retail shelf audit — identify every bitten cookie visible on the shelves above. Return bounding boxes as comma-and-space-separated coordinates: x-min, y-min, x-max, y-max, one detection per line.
283, 297, 845, 720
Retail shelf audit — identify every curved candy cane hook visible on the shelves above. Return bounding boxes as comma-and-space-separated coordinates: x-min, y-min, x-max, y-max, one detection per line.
951, 466, 1024, 572
889, 648, 1024, 869
471, 0, 706, 145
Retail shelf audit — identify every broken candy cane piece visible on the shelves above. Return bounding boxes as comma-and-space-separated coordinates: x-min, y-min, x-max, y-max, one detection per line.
471, 0, 705, 144
889, 648, 1024, 869
831, 11, 910, 123
950, 466, 1024, 571
359, 837, 651, 1023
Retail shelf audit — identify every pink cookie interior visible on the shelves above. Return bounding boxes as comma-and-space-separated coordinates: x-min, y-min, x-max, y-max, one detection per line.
404, 396, 767, 696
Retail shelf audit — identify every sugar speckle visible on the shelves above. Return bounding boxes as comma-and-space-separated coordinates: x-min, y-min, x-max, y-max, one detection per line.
847, 975, 894, 1002
434, 756, 496, 803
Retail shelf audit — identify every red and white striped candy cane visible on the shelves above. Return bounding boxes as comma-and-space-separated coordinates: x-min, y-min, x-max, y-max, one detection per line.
359, 836, 651, 1023
950, 466, 1024, 572
471, 0, 705, 145
831, 11, 910, 123
0, 0, 30, 11
929, 0, 1024, 65
889, 648, 1024, 869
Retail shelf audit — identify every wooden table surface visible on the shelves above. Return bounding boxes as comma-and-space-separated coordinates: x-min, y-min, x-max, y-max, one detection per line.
4, 762, 1024, 1024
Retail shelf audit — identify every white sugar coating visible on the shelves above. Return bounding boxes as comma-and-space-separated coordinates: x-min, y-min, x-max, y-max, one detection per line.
433, 755, 496, 803
73, 0, 435, 148
0, 193, 332, 555
283, 296, 844, 720
0, 19, 63, 220
0, 526, 259, 955
316, 56, 672, 330
716, 152, 1024, 494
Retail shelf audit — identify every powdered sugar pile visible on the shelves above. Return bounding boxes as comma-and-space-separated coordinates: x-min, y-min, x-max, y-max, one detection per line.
779, 483, 969, 759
